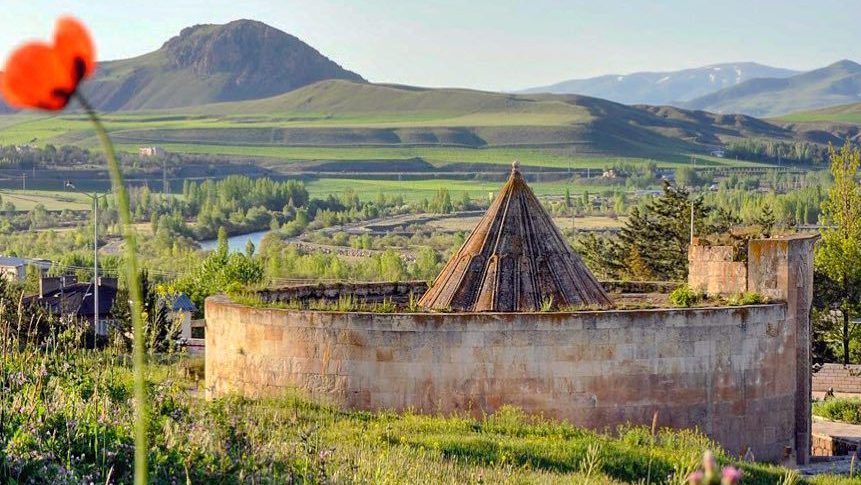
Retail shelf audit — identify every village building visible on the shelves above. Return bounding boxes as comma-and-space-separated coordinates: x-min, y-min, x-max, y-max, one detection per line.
25, 276, 119, 335
138, 146, 166, 158
0, 256, 27, 282
159, 292, 198, 340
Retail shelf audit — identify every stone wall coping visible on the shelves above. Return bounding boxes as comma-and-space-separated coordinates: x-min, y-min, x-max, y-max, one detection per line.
208, 294, 784, 318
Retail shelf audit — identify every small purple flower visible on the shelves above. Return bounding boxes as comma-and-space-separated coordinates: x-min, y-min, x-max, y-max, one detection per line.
722, 466, 742, 484
687, 470, 704, 484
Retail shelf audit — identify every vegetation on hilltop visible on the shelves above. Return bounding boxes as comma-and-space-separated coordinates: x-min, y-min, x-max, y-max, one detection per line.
779, 101, 861, 125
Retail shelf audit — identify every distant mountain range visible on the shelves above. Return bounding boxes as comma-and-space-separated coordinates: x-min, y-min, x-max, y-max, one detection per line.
683, 60, 861, 117
1, 19, 364, 112
519, 63, 800, 105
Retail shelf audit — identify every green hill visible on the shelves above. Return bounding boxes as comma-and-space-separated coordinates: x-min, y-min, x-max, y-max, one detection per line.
0, 80, 808, 167
8, 19, 364, 112
0, 79, 833, 173
684, 60, 861, 117
779, 101, 861, 124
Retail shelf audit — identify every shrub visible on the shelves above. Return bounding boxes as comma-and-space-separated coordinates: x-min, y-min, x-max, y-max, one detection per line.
726, 292, 767, 306
669, 285, 705, 308
813, 398, 861, 425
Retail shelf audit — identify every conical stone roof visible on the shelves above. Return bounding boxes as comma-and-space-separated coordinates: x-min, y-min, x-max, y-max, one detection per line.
419, 162, 612, 312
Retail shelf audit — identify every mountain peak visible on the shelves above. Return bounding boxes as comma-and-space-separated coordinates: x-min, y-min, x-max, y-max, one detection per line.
684, 59, 861, 117
77, 19, 364, 111
519, 63, 799, 104
160, 19, 363, 83
825, 59, 861, 72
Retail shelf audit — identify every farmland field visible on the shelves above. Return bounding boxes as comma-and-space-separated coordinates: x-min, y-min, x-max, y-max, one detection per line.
304, 177, 624, 202
0, 189, 93, 211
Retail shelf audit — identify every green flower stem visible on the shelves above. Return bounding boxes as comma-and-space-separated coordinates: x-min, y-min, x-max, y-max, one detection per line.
75, 93, 148, 485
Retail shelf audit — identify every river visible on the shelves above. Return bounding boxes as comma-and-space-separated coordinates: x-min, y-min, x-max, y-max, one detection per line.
198, 230, 270, 254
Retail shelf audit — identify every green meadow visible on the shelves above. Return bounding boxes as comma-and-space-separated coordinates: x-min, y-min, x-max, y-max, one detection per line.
0, 189, 93, 211
304, 178, 606, 202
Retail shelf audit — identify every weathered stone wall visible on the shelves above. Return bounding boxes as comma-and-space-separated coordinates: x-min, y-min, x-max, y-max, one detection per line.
747, 236, 817, 464
813, 364, 861, 394
206, 235, 816, 464
688, 244, 747, 295
812, 430, 858, 456
206, 299, 796, 461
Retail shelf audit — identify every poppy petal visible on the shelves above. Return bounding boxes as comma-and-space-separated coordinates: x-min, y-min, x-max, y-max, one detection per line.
53, 16, 96, 81
0, 43, 76, 110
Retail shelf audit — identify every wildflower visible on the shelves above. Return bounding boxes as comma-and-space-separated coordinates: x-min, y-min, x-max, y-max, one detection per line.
702, 450, 717, 473
687, 470, 704, 484
721, 466, 742, 484
0, 16, 95, 110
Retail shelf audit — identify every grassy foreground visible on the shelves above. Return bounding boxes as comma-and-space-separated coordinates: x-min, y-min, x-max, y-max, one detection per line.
1, 330, 855, 484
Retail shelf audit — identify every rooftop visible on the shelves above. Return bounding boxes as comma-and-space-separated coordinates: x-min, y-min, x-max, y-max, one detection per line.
0, 256, 26, 267
419, 161, 611, 311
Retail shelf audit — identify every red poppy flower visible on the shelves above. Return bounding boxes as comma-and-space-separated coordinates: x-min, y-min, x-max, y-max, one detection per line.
0, 16, 96, 111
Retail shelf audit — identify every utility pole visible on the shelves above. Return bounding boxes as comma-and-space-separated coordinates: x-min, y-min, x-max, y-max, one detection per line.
67, 182, 105, 336
21, 173, 25, 190
162, 158, 169, 195
93, 194, 99, 334
690, 203, 695, 246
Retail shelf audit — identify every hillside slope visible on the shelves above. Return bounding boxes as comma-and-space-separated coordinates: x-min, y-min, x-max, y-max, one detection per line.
87, 80, 802, 159
75, 19, 363, 111
520, 63, 799, 105
685, 60, 861, 117
779, 101, 861, 124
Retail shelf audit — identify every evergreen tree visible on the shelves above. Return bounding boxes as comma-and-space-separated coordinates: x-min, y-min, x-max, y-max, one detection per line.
616, 181, 710, 281
216, 226, 229, 257
755, 205, 776, 237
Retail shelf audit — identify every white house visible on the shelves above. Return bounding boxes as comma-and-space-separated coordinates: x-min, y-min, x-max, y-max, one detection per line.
0, 256, 27, 282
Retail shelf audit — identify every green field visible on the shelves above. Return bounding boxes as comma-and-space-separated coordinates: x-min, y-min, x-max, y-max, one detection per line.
0, 178, 630, 210
777, 103, 861, 124
0, 189, 92, 211
304, 178, 609, 202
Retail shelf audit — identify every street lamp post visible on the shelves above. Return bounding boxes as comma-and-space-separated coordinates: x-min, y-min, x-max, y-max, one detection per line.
66, 182, 106, 335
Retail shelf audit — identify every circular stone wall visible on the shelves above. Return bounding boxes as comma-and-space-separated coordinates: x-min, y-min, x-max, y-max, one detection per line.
206, 295, 798, 462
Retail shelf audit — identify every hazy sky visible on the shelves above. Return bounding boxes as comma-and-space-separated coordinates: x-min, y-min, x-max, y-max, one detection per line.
1, 0, 859, 91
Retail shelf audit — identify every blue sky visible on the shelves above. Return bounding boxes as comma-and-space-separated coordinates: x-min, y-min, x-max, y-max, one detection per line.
1, 0, 859, 91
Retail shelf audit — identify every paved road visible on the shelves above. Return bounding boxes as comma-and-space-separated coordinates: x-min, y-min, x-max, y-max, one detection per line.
814, 419, 861, 443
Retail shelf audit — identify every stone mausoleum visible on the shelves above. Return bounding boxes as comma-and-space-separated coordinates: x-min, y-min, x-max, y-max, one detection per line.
206, 163, 817, 464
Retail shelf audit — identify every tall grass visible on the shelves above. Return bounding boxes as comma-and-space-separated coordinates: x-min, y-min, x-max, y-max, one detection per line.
1, 312, 856, 483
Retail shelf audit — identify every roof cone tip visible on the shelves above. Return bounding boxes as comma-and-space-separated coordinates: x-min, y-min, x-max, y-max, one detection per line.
511, 160, 520, 172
